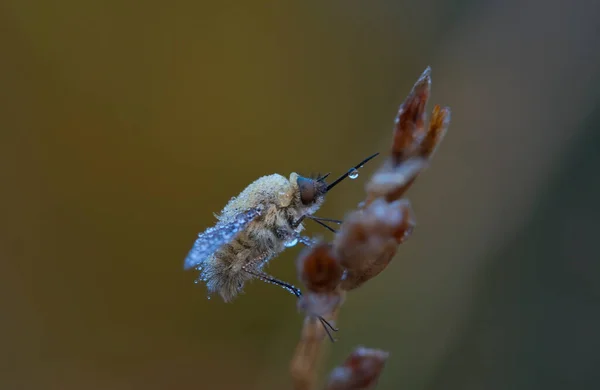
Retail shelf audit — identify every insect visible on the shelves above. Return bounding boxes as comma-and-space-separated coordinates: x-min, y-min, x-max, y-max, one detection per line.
184, 153, 378, 338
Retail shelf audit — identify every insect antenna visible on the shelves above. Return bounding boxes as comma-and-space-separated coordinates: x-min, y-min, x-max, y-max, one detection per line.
325, 152, 379, 192
317, 173, 331, 182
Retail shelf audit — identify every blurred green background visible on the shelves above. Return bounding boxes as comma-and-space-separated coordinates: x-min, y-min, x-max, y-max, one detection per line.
2, 1, 599, 389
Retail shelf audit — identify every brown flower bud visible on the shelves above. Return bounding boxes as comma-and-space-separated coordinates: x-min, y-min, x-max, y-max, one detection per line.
327, 347, 389, 390
296, 242, 343, 293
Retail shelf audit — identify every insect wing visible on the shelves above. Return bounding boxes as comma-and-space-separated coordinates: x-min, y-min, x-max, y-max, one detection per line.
183, 207, 262, 270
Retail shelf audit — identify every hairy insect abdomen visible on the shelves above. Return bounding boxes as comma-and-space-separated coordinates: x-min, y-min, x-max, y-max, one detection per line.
202, 205, 303, 302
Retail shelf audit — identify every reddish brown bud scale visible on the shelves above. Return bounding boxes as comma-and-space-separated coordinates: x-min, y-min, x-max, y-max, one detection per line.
340, 240, 398, 291
421, 104, 451, 159
392, 199, 416, 243
365, 157, 427, 204
297, 242, 343, 294
392, 67, 431, 163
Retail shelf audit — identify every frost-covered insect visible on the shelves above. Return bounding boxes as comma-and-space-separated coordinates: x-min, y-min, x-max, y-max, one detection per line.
183, 153, 379, 304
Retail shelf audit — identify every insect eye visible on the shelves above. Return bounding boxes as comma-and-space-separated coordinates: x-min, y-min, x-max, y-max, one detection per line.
297, 176, 317, 205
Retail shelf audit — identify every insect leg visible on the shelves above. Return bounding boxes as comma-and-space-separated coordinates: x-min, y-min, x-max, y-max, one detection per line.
242, 266, 302, 297
242, 263, 338, 342
305, 217, 337, 233
291, 215, 306, 229
294, 215, 342, 234
307, 216, 343, 224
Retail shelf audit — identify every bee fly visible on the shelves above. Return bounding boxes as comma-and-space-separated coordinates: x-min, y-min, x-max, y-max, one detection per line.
184, 153, 378, 338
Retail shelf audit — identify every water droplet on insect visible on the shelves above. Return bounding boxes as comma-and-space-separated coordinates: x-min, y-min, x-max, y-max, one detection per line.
284, 237, 299, 247
348, 168, 359, 179
194, 280, 199, 284
207, 295, 211, 300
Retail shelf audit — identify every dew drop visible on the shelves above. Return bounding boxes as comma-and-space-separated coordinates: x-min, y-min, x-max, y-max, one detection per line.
207, 295, 211, 300
284, 237, 299, 247
193, 280, 199, 284
348, 168, 359, 179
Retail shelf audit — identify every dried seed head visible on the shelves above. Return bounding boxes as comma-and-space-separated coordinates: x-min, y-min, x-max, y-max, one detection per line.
334, 198, 415, 290
362, 67, 450, 208
297, 242, 343, 293
327, 347, 390, 390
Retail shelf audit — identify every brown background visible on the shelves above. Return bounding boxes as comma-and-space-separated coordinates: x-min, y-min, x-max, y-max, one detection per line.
2, 1, 599, 389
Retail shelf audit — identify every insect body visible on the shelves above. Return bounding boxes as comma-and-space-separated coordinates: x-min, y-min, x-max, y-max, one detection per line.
184, 153, 378, 303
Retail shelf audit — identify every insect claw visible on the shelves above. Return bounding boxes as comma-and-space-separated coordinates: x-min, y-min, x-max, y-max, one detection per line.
318, 317, 338, 343
319, 316, 339, 332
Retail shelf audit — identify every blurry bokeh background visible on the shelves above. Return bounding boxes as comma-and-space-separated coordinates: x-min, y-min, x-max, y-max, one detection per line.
2, 1, 600, 389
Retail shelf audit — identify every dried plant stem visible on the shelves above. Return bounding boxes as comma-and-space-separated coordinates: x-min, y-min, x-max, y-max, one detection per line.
290, 292, 345, 390
290, 67, 450, 390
